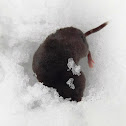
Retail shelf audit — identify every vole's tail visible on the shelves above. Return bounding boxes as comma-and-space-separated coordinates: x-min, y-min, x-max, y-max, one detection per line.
84, 22, 108, 37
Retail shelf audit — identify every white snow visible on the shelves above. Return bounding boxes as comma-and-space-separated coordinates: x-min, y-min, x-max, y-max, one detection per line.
66, 78, 75, 90
67, 58, 81, 76
0, 0, 126, 126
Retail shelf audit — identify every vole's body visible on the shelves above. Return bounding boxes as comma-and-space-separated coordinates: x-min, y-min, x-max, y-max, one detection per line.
32, 23, 108, 102
33, 27, 87, 101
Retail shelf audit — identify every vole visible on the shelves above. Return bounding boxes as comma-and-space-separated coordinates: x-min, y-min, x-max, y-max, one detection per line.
32, 22, 108, 102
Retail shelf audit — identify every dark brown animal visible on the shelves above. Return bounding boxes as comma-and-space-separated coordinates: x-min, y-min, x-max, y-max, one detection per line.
32, 22, 108, 102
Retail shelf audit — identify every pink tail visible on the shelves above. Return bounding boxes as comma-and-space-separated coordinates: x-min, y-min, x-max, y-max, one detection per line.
84, 22, 108, 37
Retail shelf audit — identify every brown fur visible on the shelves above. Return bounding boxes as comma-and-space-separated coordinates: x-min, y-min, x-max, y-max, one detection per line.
32, 22, 108, 102
32, 27, 88, 102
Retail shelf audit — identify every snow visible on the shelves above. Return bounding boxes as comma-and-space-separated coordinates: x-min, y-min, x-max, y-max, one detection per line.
67, 58, 81, 76
0, 0, 126, 126
66, 78, 75, 90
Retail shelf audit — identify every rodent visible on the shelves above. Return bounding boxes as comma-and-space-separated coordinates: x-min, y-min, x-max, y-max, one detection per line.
32, 22, 108, 102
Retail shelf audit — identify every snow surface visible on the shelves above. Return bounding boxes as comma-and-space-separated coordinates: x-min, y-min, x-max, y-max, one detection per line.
0, 0, 126, 126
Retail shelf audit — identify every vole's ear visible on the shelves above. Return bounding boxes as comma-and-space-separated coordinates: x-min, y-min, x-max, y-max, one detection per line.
84, 22, 108, 37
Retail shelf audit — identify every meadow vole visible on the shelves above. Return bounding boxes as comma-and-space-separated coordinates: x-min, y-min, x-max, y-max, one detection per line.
32, 22, 108, 102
